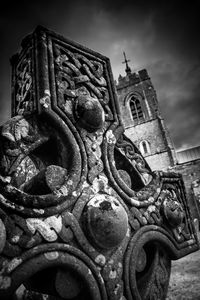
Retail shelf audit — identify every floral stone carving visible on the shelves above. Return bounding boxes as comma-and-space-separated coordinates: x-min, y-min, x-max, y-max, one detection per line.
0, 26, 199, 300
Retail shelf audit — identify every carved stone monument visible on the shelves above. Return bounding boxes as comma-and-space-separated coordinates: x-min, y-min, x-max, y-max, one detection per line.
0, 26, 199, 299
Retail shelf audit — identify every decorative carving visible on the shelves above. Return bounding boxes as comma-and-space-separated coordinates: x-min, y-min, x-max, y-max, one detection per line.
53, 42, 113, 124
12, 47, 34, 116
83, 194, 128, 249
145, 247, 171, 300
161, 188, 185, 228
0, 26, 198, 299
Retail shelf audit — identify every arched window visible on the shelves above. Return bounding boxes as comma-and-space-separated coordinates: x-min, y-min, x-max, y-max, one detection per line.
139, 140, 151, 156
129, 97, 144, 124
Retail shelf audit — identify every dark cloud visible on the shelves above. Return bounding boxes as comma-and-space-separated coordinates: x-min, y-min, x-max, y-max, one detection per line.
147, 57, 200, 149
0, 0, 199, 150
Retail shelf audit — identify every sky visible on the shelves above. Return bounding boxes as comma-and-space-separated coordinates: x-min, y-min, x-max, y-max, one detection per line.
0, 0, 199, 151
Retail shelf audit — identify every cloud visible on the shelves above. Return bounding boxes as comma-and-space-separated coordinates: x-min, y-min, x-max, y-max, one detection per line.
147, 58, 200, 149
0, 0, 199, 150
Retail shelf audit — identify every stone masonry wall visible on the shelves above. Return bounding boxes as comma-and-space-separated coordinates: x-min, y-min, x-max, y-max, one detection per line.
145, 152, 173, 171
117, 73, 158, 128
116, 69, 176, 170
125, 119, 174, 169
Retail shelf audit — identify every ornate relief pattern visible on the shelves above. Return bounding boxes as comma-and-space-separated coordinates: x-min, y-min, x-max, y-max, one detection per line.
13, 48, 34, 116
53, 43, 113, 124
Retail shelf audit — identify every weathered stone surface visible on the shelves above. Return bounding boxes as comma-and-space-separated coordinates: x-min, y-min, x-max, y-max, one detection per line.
0, 26, 198, 300
83, 194, 128, 249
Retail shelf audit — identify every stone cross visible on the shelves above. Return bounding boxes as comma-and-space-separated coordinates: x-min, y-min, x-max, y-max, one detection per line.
0, 26, 198, 300
122, 51, 131, 75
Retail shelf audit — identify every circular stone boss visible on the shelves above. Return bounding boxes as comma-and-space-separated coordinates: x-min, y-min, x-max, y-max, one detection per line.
75, 95, 105, 132
83, 194, 128, 249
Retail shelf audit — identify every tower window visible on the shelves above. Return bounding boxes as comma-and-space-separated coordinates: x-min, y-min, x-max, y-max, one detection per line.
130, 97, 144, 124
139, 140, 151, 156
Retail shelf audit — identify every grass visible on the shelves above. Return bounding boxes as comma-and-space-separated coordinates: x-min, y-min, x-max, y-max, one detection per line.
167, 250, 200, 300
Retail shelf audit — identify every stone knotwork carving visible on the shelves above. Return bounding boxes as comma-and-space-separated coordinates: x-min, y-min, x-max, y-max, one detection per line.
0, 26, 199, 300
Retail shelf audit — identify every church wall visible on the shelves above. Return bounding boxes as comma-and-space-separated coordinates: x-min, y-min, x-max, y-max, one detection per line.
145, 152, 173, 171
124, 119, 174, 170
125, 119, 169, 154
117, 74, 158, 128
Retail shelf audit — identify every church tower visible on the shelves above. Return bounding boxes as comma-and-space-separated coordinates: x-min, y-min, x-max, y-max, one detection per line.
116, 54, 176, 171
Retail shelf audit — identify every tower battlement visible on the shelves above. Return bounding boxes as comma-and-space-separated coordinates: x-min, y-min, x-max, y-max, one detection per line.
117, 69, 150, 89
